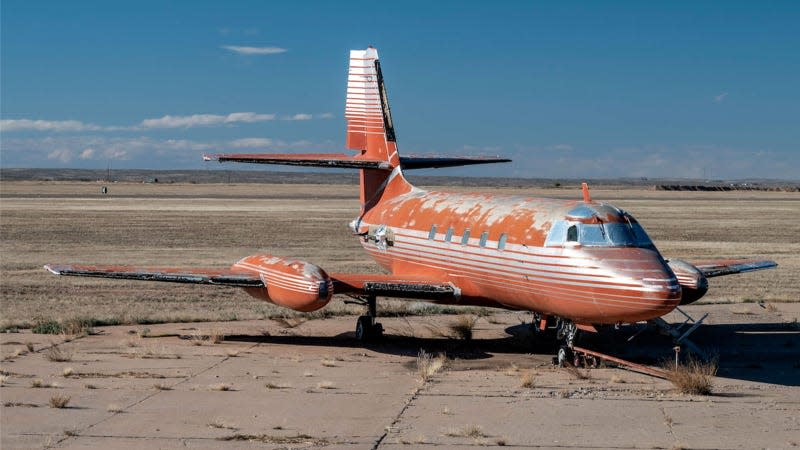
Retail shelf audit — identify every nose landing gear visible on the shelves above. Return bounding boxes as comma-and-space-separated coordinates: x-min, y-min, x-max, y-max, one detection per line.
554, 319, 580, 367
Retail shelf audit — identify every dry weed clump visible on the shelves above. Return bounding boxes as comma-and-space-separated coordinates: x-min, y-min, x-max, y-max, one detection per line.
48, 395, 71, 408
217, 433, 328, 446
62, 367, 74, 377
504, 363, 520, 376
320, 358, 337, 367
444, 424, 488, 438
153, 383, 172, 391
45, 345, 74, 362
209, 383, 233, 391
133, 345, 180, 359
211, 329, 225, 344
449, 315, 479, 340
417, 350, 447, 383
190, 331, 206, 346
208, 419, 238, 430
0, 374, 8, 386
107, 404, 124, 413
665, 358, 718, 395
561, 365, 592, 380
31, 379, 51, 388
520, 371, 535, 388
316, 381, 337, 390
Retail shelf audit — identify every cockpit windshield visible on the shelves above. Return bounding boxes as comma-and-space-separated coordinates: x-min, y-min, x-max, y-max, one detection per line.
545, 215, 654, 248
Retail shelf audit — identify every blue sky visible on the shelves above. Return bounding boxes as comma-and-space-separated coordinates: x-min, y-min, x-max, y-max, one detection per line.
2, 1, 798, 179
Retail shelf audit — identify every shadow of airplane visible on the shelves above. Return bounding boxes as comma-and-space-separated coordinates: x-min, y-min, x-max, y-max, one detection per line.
225, 320, 799, 386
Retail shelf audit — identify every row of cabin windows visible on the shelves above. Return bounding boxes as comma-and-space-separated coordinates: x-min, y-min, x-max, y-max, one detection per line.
428, 225, 507, 250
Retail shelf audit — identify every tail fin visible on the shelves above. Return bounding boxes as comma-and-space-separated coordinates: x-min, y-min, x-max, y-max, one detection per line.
206, 46, 510, 212
345, 47, 399, 167
345, 47, 410, 210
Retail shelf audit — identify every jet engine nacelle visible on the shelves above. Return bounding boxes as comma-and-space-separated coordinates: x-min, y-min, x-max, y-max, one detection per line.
233, 254, 333, 312
667, 259, 709, 305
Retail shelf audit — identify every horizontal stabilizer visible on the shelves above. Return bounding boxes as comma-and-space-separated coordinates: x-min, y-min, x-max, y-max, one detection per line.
205, 153, 511, 171
689, 259, 777, 278
399, 155, 511, 170
44, 264, 264, 287
204, 153, 391, 169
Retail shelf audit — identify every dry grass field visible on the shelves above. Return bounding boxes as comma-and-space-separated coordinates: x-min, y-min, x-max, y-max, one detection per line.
1, 180, 797, 330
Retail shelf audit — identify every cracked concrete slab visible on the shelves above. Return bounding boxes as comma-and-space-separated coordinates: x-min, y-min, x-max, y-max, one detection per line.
2, 305, 799, 449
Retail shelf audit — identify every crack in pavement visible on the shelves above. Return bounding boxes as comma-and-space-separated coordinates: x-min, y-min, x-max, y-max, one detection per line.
371, 384, 423, 450
371, 363, 434, 450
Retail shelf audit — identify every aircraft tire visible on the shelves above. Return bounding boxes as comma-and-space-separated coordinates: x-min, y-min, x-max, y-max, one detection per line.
557, 346, 571, 367
356, 316, 383, 342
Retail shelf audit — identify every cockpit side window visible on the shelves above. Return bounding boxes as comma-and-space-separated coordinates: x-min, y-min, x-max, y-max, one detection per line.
546, 215, 655, 248
566, 225, 578, 242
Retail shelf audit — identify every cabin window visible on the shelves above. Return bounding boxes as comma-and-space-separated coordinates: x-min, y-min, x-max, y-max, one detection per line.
445, 227, 453, 243
498, 233, 507, 250
461, 229, 470, 245
566, 225, 578, 242
479, 231, 489, 247
428, 225, 437, 240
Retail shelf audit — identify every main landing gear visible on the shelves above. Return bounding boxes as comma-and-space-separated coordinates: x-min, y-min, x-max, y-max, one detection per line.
554, 319, 580, 367
353, 294, 383, 342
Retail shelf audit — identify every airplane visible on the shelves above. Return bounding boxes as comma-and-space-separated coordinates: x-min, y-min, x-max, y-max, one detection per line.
46, 46, 776, 365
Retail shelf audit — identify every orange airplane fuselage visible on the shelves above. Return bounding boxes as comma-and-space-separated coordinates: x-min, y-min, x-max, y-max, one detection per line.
352, 171, 681, 324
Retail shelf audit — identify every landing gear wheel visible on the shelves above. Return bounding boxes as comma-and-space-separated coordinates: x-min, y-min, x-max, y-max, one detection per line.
355, 316, 371, 341
557, 346, 572, 367
355, 316, 383, 342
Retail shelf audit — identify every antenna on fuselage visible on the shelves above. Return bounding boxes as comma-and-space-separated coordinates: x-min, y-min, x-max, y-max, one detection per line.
581, 182, 592, 203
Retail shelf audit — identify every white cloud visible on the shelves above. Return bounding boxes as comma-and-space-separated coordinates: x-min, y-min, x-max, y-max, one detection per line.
714, 92, 729, 103
230, 138, 274, 148
140, 112, 276, 129
3, 111, 334, 133
1, 119, 102, 132
0, 135, 331, 167
221, 45, 287, 55
283, 113, 313, 121
47, 149, 73, 163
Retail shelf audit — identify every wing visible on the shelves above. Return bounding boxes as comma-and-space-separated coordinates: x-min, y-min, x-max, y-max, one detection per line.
330, 273, 460, 301
44, 264, 263, 287
688, 259, 777, 278
44, 264, 458, 301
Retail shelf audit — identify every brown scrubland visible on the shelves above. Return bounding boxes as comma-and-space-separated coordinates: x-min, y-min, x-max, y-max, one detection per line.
1, 180, 796, 330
